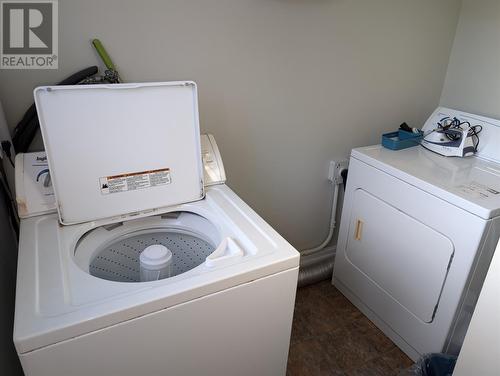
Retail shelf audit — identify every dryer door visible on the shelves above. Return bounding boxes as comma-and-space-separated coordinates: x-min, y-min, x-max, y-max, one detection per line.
346, 189, 454, 323
334, 156, 488, 359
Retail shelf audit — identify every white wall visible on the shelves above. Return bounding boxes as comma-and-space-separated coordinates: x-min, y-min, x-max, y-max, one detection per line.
440, 0, 500, 119
0, 0, 461, 249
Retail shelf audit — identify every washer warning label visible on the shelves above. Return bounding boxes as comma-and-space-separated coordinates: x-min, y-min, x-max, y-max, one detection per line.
100, 168, 171, 195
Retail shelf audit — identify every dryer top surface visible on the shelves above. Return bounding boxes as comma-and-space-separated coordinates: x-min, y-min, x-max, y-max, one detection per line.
353, 145, 500, 219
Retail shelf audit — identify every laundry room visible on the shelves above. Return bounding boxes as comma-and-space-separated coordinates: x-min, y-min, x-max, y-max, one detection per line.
0, 0, 499, 375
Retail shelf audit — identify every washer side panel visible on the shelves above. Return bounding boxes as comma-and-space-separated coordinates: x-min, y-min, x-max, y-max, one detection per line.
19, 268, 298, 376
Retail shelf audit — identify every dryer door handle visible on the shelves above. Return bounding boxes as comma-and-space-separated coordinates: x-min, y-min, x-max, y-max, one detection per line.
354, 219, 364, 241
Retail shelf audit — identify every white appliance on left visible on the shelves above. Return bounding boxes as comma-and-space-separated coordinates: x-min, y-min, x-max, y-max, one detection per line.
13, 82, 300, 376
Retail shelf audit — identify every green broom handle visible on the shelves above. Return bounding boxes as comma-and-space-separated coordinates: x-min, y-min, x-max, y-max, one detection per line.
92, 39, 115, 71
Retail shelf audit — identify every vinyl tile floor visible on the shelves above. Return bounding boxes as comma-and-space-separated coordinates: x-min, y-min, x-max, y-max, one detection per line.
286, 281, 414, 376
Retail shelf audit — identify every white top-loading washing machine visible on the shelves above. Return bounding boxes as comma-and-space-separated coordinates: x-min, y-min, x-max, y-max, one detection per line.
333, 107, 500, 361
14, 82, 300, 376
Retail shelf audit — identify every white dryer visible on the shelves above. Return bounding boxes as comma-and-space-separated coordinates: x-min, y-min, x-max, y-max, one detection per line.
333, 107, 500, 361
13, 82, 299, 376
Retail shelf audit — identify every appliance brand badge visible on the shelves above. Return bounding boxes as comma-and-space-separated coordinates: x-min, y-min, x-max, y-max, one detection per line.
1, 0, 58, 69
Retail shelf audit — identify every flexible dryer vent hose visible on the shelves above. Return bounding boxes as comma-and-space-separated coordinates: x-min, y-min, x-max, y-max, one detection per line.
297, 249, 335, 288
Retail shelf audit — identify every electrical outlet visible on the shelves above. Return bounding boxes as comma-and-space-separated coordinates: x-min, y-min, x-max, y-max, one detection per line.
328, 159, 349, 184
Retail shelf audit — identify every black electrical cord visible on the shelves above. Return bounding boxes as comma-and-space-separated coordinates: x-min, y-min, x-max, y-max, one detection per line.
340, 168, 348, 192
11, 66, 99, 153
437, 117, 461, 141
1, 141, 14, 167
0, 140, 16, 235
0, 162, 18, 237
436, 117, 483, 151
468, 124, 482, 152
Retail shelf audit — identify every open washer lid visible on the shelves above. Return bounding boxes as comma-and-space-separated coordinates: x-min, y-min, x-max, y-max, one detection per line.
34, 81, 204, 225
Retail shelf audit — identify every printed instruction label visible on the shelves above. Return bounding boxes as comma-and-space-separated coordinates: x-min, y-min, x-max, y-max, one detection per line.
100, 168, 171, 195
455, 181, 500, 199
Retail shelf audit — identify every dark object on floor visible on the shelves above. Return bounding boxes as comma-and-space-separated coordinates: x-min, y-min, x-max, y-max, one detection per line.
399, 353, 457, 376
287, 281, 413, 375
